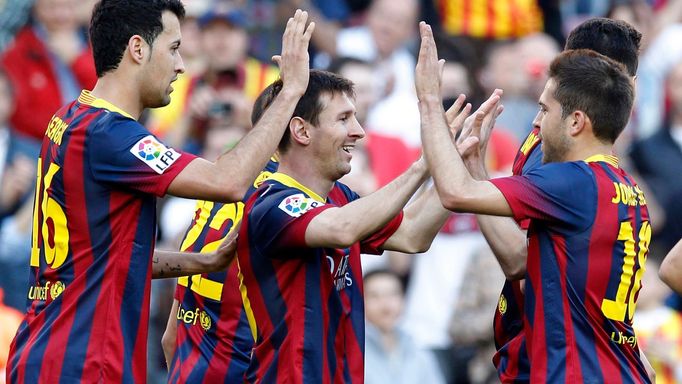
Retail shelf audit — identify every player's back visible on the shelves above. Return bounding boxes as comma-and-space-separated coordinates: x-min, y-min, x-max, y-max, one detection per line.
168, 161, 277, 384
8, 90, 193, 383
523, 157, 650, 383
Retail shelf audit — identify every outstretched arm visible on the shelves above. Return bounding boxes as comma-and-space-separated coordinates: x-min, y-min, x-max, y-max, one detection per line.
416, 22, 511, 217
451, 92, 528, 279
168, 10, 315, 202
152, 227, 238, 279
305, 159, 429, 249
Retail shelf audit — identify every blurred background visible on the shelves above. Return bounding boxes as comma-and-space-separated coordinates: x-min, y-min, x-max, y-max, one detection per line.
2, 0, 682, 382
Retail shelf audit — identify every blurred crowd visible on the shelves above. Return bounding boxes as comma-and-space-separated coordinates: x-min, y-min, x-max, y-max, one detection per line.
2, 0, 682, 383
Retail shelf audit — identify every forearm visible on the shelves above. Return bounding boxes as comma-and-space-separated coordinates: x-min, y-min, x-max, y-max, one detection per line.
306, 160, 429, 248
382, 186, 450, 253
162, 299, 179, 369
152, 249, 219, 279
214, 89, 302, 198
420, 98, 479, 208
476, 215, 527, 279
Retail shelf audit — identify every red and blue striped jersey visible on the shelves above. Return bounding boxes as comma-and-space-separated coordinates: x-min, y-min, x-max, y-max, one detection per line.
492, 127, 541, 383
237, 172, 403, 383
7, 90, 195, 384
491, 155, 651, 383
168, 160, 278, 384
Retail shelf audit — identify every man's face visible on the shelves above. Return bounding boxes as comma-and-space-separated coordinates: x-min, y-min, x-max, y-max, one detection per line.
366, 0, 417, 58
309, 92, 365, 181
201, 20, 248, 71
140, 11, 185, 108
536, 78, 572, 164
364, 274, 404, 333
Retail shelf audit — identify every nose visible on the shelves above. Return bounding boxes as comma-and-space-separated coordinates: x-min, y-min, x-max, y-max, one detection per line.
176, 52, 186, 74
532, 110, 541, 130
350, 117, 365, 139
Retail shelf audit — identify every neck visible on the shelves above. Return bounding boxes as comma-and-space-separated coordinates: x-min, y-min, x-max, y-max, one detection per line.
565, 140, 614, 162
90, 73, 144, 119
276, 155, 335, 200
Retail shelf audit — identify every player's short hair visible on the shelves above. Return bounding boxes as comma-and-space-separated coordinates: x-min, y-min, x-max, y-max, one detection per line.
565, 18, 641, 76
250, 70, 355, 154
89, 0, 185, 77
549, 49, 634, 143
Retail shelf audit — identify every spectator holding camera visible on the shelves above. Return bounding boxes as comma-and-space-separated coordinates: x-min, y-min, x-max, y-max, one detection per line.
171, 3, 279, 154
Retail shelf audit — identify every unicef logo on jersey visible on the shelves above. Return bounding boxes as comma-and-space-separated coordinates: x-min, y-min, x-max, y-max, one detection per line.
137, 138, 163, 161
278, 193, 322, 217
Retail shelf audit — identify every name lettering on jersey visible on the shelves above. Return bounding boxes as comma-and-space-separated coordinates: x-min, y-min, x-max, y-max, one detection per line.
278, 193, 322, 217
45, 116, 68, 145
327, 251, 353, 291
27, 280, 65, 301
177, 305, 212, 331
130, 135, 181, 174
611, 183, 646, 207
611, 330, 637, 348
519, 131, 540, 156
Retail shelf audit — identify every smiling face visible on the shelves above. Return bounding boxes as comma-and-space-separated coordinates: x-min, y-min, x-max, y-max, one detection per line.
139, 11, 185, 108
536, 78, 572, 164
309, 92, 365, 181
364, 272, 404, 333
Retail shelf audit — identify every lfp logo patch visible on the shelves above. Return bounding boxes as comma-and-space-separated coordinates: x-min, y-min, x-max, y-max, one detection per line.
278, 193, 321, 217
130, 135, 181, 174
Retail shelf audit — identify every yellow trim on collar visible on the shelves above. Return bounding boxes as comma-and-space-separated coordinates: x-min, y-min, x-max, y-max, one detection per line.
77, 90, 134, 120
584, 154, 619, 168
268, 172, 325, 202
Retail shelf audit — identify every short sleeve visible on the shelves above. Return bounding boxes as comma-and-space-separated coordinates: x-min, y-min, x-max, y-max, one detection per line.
249, 187, 332, 256
360, 212, 404, 254
87, 115, 196, 196
490, 162, 596, 232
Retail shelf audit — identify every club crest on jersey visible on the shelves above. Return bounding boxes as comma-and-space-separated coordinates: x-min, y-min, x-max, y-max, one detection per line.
130, 135, 181, 174
278, 193, 322, 217
498, 294, 508, 315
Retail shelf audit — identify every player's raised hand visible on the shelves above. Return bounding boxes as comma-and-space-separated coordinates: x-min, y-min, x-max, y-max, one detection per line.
211, 223, 241, 271
273, 9, 315, 96
456, 89, 503, 161
415, 21, 444, 103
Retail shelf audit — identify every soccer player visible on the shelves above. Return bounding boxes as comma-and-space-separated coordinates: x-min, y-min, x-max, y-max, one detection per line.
418, 21, 651, 383
6, 2, 315, 383
455, 18, 643, 383
236, 66, 464, 382
161, 84, 282, 383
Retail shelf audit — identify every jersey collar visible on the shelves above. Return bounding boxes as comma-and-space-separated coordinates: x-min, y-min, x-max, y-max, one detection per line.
584, 154, 619, 168
77, 90, 134, 120
268, 172, 325, 203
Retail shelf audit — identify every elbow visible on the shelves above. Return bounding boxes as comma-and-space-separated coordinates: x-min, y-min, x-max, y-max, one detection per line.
499, 246, 527, 280
213, 181, 248, 203
502, 263, 526, 280
659, 260, 677, 292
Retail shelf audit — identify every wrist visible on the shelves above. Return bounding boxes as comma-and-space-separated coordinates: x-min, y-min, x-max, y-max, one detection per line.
279, 85, 306, 99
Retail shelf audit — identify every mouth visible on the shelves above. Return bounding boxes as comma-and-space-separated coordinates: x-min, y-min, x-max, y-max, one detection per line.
342, 145, 354, 154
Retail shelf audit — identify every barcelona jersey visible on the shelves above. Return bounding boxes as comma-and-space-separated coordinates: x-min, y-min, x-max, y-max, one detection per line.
491, 155, 651, 383
7, 90, 195, 384
237, 173, 403, 383
168, 160, 277, 384
493, 127, 541, 383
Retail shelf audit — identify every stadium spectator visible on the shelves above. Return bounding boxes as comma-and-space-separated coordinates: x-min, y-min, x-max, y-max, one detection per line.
6, 3, 314, 382
0, 0, 97, 148
363, 269, 445, 384
173, 4, 279, 154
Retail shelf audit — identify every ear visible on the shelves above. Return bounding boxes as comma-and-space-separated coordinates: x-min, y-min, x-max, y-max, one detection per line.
289, 117, 311, 146
567, 110, 589, 137
128, 35, 148, 65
